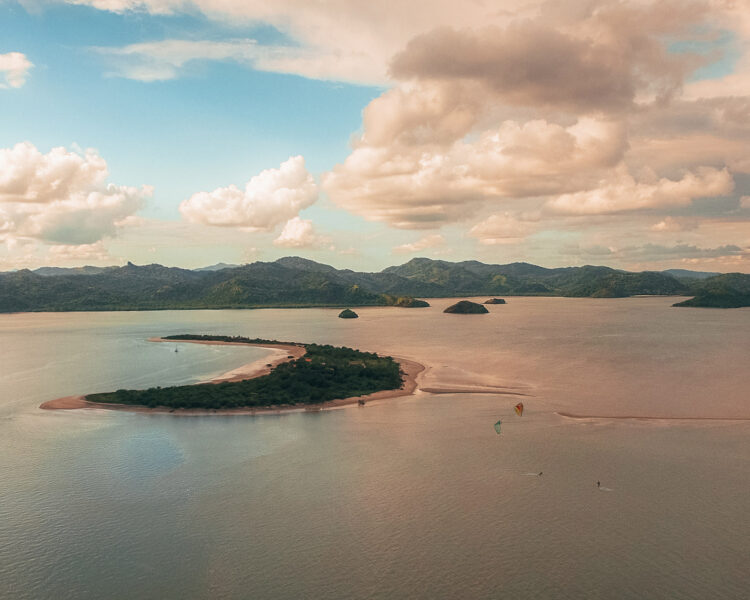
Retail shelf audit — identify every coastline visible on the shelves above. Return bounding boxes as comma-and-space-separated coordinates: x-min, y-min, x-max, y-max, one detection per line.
40, 339, 425, 415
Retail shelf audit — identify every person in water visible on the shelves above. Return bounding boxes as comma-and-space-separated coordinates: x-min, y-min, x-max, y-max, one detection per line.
597, 481, 600, 488
538, 472, 543, 476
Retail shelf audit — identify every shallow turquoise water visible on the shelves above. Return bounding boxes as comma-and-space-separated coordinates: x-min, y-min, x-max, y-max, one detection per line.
1, 300, 749, 599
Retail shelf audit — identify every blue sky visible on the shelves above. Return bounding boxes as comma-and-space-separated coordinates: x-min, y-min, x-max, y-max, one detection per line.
1, 0, 749, 272
0, 4, 380, 217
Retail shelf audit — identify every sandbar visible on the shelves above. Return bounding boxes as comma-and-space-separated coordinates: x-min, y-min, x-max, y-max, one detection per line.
40, 338, 424, 415
557, 411, 750, 422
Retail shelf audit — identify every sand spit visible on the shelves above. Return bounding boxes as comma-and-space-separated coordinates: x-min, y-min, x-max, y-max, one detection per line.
420, 386, 531, 397
40, 339, 424, 416
557, 412, 750, 422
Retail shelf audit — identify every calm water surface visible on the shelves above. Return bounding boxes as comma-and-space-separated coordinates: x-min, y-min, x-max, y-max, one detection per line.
1, 299, 749, 599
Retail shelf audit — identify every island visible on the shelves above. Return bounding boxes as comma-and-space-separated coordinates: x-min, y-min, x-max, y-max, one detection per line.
40, 334, 424, 414
443, 300, 489, 314
484, 298, 506, 304
386, 296, 430, 308
338, 308, 358, 318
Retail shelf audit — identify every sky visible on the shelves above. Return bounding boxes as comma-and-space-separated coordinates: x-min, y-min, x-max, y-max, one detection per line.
1, 0, 750, 273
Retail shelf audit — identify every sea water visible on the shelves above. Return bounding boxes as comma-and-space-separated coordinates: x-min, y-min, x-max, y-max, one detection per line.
1, 299, 749, 599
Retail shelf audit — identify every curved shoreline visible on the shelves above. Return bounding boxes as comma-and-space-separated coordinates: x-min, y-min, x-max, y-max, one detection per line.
40, 339, 425, 415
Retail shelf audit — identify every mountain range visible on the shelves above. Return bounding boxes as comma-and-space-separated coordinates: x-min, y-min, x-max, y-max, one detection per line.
1, 257, 749, 312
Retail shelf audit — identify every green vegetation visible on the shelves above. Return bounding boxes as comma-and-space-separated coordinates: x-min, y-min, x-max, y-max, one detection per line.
163, 334, 294, 344
443, 300, 489, 314
383, 295, 430, 307
673, 273, 750, 308
86, 339, 403, 409
0, 259, 430, 312
5, 255, 749, 312
338, 308, 358, 318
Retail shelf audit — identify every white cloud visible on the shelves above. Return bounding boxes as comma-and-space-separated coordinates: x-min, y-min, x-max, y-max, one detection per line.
273, 216, 330, 248
470, 213, 534, 245
180, 156, 317, 230
0, 53, 33, 89
0, 142, 150, 245
650, 217, 699, 232
0, 142, 108, 203
546, 167, 734, 216
94, 38, 389, 85
47, 240, 111, 262
66, 0, 181, 14
392, 233, 445, 254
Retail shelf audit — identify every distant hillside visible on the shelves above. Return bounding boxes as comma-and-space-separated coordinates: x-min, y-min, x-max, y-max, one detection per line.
2, 255, 745, 312
0, 260, 409, 312
194, 262, 241, 272
383, 258, 687, 298
33, 266, 112, 277
673, 273, 750, 308
663, 268, 721, 280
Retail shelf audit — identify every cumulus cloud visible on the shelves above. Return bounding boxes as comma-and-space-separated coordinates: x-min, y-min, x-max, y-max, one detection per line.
0, 142, 150, 246
320, 1, 743, 233
546, 167, 734, 216
324, 117, 626, 228
392, 233, 445, 254
0, 52, 33, 89
273, 217, 330, 248
180, 156, 317, 230
390, 20, 689, 113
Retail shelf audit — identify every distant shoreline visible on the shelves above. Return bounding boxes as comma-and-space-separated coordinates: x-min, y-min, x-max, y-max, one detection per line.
40, 338, 425, 415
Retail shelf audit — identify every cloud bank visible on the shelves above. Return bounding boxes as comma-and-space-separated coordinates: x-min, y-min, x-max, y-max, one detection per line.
44, 0, 750, 270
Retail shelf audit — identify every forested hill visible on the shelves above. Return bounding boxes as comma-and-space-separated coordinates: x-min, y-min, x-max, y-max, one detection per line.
672, 273, 750, 308
1, 256, 747, 312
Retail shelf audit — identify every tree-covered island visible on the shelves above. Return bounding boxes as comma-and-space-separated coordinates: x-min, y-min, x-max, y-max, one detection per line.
85, 335, 404, 410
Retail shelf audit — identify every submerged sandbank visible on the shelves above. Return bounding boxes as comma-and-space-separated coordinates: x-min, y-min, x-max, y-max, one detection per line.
40, 339, 424, 415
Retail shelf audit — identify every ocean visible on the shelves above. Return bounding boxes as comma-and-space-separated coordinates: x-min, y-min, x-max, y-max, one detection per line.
1, 298, 749, 599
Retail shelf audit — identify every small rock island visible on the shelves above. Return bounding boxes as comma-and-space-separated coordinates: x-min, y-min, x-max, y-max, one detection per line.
391, 297, 430, 308
338, 308, 359, 318
443, 300, 489, 314
484, 298, 506, 304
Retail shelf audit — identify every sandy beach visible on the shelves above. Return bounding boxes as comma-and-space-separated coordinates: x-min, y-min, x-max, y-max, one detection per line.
40, 339, 425, 415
